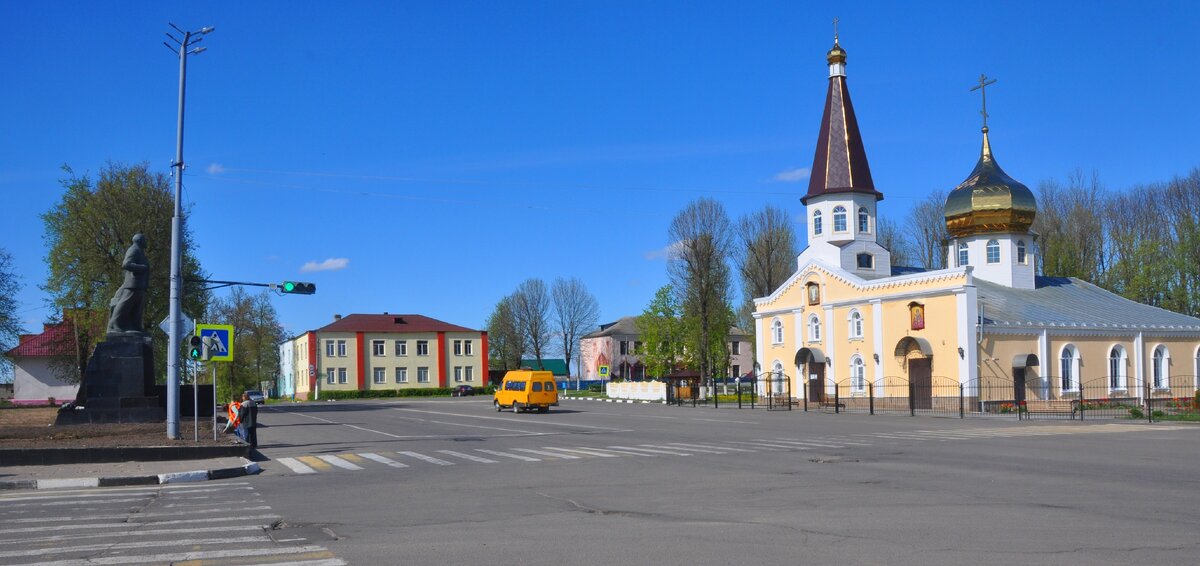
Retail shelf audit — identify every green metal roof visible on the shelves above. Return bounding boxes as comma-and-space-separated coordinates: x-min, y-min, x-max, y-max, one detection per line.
520, 358, 569, 376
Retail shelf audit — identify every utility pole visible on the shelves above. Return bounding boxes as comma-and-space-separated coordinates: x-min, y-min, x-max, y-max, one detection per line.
163, 23, 214, 439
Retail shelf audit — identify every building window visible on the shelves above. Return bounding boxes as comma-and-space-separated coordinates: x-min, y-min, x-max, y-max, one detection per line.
417, 367, 430, 383
731, 364, 740, 378
326, 368, 335, 384
453, 340, 461, 356
813, 210, 823, 235
858, 206, 869, 233
848, 310, 863, 339
326, 341, 335, 357
771, 318, 784, 344
1017, 240, 1027, 264
396, 367, 408, 383
1060, 345, 1078, 392
856, 253, 873, 269
372, 340, 385, 356
1152, 345, 1169, 389
850, 355, 865, 393
337, 340, 346, 357
958, 242, 969, 266
373, 367, 386, 384
1109, 345, 1126, 390
833, 206, 847, 232
731, 341, 740, 355
808, 315, 821, 342
620, 341, 628, 355
454, 367, 463, 382
464, 340, 473, 356
986, 239, 1000, 264
338, 368, 348, 384
771, 361, 785, 393
465, 366, 474, 382
395, 340, 407, 356
417, 341, 429, 356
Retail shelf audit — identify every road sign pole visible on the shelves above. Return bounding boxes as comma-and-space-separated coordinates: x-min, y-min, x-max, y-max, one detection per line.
212, 364, 218, 441
193, 360, 198, 442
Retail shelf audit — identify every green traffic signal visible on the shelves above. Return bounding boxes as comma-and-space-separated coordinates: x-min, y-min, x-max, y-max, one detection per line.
188, 335, 203, 360
280, 281, 316, 295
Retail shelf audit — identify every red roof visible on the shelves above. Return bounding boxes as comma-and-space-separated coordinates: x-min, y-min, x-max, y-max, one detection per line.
315, 314, 479, 334
6, 322, 77, 358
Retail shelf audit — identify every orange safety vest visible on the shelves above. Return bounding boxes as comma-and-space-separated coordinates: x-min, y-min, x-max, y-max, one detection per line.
227, 401, 242, 427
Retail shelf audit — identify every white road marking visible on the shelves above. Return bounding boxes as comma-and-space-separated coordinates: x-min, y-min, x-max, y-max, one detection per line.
243, 559, 347, 566
2, 525, 270, 546
0, 535, 272, 559
644, 443, 727, 454
437, 450, 498, 463
540, 447, 619, 458
607, 445, 691, 456
475, 449, 541, 462
667, 442, 757, 453
512, 448, 581, 459
2, 514, 282, 534
5, 506, 272, 524
316, 455, 363, 470
9, 544, 334, 565
358, 452, 409, 468
758, 439, 846, 448
277, 457, 318, 474
727, 441, 797, 450
396, 451, 454, 465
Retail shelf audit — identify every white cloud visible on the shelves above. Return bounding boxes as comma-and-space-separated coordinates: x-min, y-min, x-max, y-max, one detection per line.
773, 167, 811, 182
206, 163, 226, 175
644, 241, 687, 261
300, 258, 349, 273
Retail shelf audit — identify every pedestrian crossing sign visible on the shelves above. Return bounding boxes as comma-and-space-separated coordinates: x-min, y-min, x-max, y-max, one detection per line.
196, 323, 235, 362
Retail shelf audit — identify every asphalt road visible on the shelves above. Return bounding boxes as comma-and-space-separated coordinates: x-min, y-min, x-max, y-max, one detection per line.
226, 397, 1200, 566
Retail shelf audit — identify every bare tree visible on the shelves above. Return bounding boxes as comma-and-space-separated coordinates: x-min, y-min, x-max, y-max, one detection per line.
668, 198, 734, 384
485, 295, 523, 372
904, 190, 949, 270
734, 204, 797, 368
1033, 170, 1107, 281
551, 277, 599, 378
208, 288, 285, 400
0, 248, 20, 382
511, 278, 552, 369
1163, 169, 1200, 317
877, 215, 911, 267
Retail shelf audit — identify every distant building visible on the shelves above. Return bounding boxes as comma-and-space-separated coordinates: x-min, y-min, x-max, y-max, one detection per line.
282, 313, 488, 400
277, 339, 295, 399
5, 321, 79, 405
579, 316, 752, 381
519, 358, 569, 377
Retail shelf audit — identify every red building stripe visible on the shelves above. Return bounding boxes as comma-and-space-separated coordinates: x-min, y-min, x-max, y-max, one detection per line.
356, 332, 366, 390
437, 332, 447, 387
480, 331, 489, 385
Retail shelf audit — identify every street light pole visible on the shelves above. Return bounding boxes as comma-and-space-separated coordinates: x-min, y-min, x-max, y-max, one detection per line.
164, 23, 213, 439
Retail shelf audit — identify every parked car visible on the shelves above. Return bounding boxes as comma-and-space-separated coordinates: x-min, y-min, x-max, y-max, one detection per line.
451, 385, 476, 397
244, 390, 266, 403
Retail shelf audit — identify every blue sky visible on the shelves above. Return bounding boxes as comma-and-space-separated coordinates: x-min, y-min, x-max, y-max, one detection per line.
3, 1, 1198, 341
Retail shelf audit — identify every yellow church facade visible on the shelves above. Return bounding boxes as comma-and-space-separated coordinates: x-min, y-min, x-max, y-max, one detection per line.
753, 37, 1200, 414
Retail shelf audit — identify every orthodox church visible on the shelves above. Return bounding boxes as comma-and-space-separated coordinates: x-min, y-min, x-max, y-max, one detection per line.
752, 36, 1200, 410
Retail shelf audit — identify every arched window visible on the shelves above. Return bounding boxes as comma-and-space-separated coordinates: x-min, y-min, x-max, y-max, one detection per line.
848, 310, 863, 339
1060, 344, 1079, 392
857, 207, 870, 233
770, 318, 784, 345
833, 206, 847, 232
1109, 345, 1127, 390
986, 239, 1000, 264
1016, 240, 1027, 264
1152, 345, 1169, 389
957, 242, 969, 266
850, 355, 865, 393
812, 210, 823, 235
808, 314, 821, 342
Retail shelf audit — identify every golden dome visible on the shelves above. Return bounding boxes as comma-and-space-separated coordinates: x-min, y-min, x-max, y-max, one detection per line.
827, 41, 846, 65
944, 128, 1037, 238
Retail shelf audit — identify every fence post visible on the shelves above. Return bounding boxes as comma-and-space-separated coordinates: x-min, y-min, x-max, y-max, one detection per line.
1079, 380, 1084, 420
869, 382, 875, 415
909, 381, 915, 417
959, 383, 964, 419
803, 379, 808, 412
834, 386, 840, 414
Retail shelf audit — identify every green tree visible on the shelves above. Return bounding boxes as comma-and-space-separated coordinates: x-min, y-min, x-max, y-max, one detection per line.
636, 285, 684, 379
207, 287, 284, 401
41, 162, 209, 383
1033, 171, 1107, 281
485, 295, 523, 372
0, 248, 21, 382
668, 198, 734, 384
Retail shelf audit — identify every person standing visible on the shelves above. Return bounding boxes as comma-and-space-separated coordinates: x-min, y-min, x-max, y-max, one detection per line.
238, 392, 258, 448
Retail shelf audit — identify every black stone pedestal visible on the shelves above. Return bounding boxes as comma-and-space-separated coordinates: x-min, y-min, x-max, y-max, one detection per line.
56, 334, 165, 425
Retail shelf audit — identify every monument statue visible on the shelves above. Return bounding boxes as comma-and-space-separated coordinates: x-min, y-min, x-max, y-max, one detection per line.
106, 233, 149, 335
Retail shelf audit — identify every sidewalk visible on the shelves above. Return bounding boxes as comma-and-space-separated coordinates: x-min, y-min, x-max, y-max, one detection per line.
0, 456, 260, 491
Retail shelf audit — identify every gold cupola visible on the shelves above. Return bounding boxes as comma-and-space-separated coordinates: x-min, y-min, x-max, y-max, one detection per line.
944, 126, 1037, 237
826, 40, 847, 65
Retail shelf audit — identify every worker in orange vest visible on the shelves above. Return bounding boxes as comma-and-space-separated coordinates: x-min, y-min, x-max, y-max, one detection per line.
223, 397, 242, 435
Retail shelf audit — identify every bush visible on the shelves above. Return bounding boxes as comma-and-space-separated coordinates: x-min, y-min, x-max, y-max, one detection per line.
1152, 410, 1165, 419
588, 384, 603, 393
1128, 407, 1144, 419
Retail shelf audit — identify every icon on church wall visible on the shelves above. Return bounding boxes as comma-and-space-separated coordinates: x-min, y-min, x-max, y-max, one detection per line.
807, 283, 820, 305
909, 302, 925, 330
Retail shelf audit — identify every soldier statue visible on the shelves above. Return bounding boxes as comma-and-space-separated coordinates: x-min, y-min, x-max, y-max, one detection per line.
106, 233, 149, 335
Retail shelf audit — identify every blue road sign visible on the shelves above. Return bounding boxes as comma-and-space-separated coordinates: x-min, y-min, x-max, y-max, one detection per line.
196, 324, 234, 362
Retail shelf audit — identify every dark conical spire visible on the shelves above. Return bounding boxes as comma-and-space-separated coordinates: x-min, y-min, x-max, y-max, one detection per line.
802, 37, 882, 205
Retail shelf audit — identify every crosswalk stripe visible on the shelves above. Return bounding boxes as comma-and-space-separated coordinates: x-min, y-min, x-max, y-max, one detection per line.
512, 448, 581, 459
357, 453, 409, 468
475, 449, 541, 462
338, 453, 368, 464
296, 455, 333, 470
0, 535, 273, 559
277, 457, 318, 475
317, 455, 363, 470
760, 439, 846, 448
727, 441, 797, 450
6, 505, 272, 524
608, 445, 691, 456
577, 446, 658, 457
541, 447, 619, 458
396, 451, 454, 465
3, 525, 268, 546
9, 544, 336, 566
437, 450, 498, 463
244, 559, 347, 566
648, 443, 727, 454
667, 442, 756, 453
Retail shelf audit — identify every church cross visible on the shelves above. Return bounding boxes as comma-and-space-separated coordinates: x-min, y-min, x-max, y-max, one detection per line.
833, 17, 840, 42
970, 73, 998, 129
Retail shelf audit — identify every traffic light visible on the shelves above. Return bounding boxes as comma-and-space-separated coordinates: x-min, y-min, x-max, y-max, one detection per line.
188, 335, 205, 361
279, 281, 316, 295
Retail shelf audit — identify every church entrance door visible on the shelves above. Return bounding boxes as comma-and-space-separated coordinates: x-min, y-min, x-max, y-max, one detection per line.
807, 362, 825, 404
909, 358, 932, 410
1013, 368, 1026, 404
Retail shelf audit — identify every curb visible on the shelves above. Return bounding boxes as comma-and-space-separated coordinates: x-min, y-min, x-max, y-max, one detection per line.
563, 397, 666, 404
0, 444, 251, 467
0, 458, 261, 492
